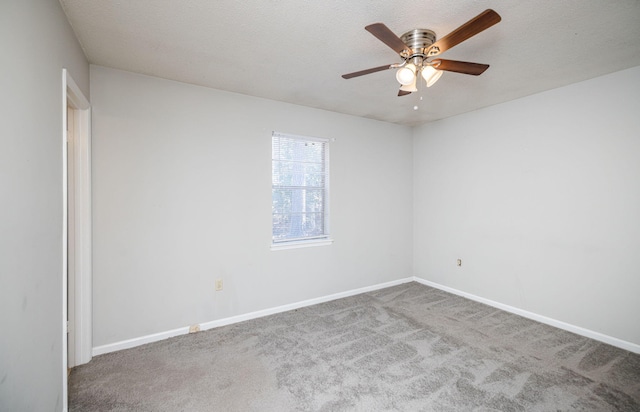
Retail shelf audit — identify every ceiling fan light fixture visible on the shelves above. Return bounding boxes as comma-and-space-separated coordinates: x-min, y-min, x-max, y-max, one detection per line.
342, 10, 502, 98
422, 65, 443, 87
399, 74, 417, 92
396, 63, 416, 85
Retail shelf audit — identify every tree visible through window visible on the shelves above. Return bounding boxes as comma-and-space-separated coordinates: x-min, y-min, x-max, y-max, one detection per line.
272, 132, 329, 245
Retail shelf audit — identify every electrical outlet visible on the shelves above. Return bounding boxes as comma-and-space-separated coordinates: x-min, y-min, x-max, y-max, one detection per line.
189, 324, 200, 333
215, 279, 223, 291
457, 259, 462, 267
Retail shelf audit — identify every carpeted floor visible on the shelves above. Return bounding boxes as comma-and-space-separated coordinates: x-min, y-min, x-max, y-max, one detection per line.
69, 282, 640, 411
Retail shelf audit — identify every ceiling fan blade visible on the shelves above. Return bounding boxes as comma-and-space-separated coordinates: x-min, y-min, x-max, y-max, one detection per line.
426, 9, 501, 56
432, 59, 490, 75
398, 90, 412, 96
342, 64, 393, 79
365, 23, 408, 54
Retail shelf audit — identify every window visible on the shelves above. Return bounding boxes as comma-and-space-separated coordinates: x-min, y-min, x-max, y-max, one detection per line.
272, 132, 331, 249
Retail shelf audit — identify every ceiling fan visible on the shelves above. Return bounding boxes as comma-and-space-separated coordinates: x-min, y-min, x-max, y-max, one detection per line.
342, 9, 501, 96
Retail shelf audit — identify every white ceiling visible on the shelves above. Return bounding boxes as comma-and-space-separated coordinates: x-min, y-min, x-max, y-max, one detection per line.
59, 0, 640, 126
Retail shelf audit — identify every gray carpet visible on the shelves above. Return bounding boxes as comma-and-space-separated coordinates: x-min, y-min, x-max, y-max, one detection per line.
69, 282, 640, 411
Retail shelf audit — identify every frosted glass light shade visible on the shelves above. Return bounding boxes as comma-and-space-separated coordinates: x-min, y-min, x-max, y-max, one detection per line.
399, 74, 417, 92
396, 64, 416, 85
421, 66, 443, 87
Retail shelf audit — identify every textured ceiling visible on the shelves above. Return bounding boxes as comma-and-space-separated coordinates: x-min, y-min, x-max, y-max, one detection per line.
59, 0, 640, 126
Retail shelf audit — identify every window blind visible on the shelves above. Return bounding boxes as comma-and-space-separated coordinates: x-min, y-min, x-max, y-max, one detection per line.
272, 132, 329, 243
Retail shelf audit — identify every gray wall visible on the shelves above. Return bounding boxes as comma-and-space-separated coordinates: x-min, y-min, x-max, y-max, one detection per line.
90, 66, 414, 347
0, 1, 89, 411
92, 64, 640, 350
413, 66, 640, 346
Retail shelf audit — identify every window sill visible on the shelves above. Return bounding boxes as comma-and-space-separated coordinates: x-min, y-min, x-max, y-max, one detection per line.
270, 238, 334, 251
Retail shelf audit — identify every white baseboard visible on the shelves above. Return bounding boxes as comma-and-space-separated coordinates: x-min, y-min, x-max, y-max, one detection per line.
93, 276, 639, 356
93, 326, 191, 356
413, 276, 640, 354
92, 277, 414, 356
198, 277, 413, 331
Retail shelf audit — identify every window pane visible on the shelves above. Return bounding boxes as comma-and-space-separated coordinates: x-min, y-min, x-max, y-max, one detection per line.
272, 212, 324, 240
272, 132, 329, 244
271, 188, 324, 215
272, 161, 324, 188
271, 188, 292, 214
304, 188, 324, 212
273, 138, 324, 163
272, 213, 292, 240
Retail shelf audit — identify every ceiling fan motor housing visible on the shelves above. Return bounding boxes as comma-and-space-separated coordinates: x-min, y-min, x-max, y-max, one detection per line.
400, 29, 436, 58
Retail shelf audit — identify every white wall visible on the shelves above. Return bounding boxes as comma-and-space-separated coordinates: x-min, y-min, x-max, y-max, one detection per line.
0, 2, 89, 411
90, 66, 413, 347
413, 66, 640, 346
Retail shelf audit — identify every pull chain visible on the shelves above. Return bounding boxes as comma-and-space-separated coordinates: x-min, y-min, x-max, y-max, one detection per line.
413, 79, 424, 111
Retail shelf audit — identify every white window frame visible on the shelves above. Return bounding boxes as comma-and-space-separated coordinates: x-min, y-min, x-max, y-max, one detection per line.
271, 132, 333, 250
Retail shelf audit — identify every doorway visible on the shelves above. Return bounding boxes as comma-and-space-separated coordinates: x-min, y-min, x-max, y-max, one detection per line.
62, 69, 92, 409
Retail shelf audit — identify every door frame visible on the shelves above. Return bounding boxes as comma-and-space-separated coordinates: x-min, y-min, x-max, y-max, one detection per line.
62, 68, 92, 408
